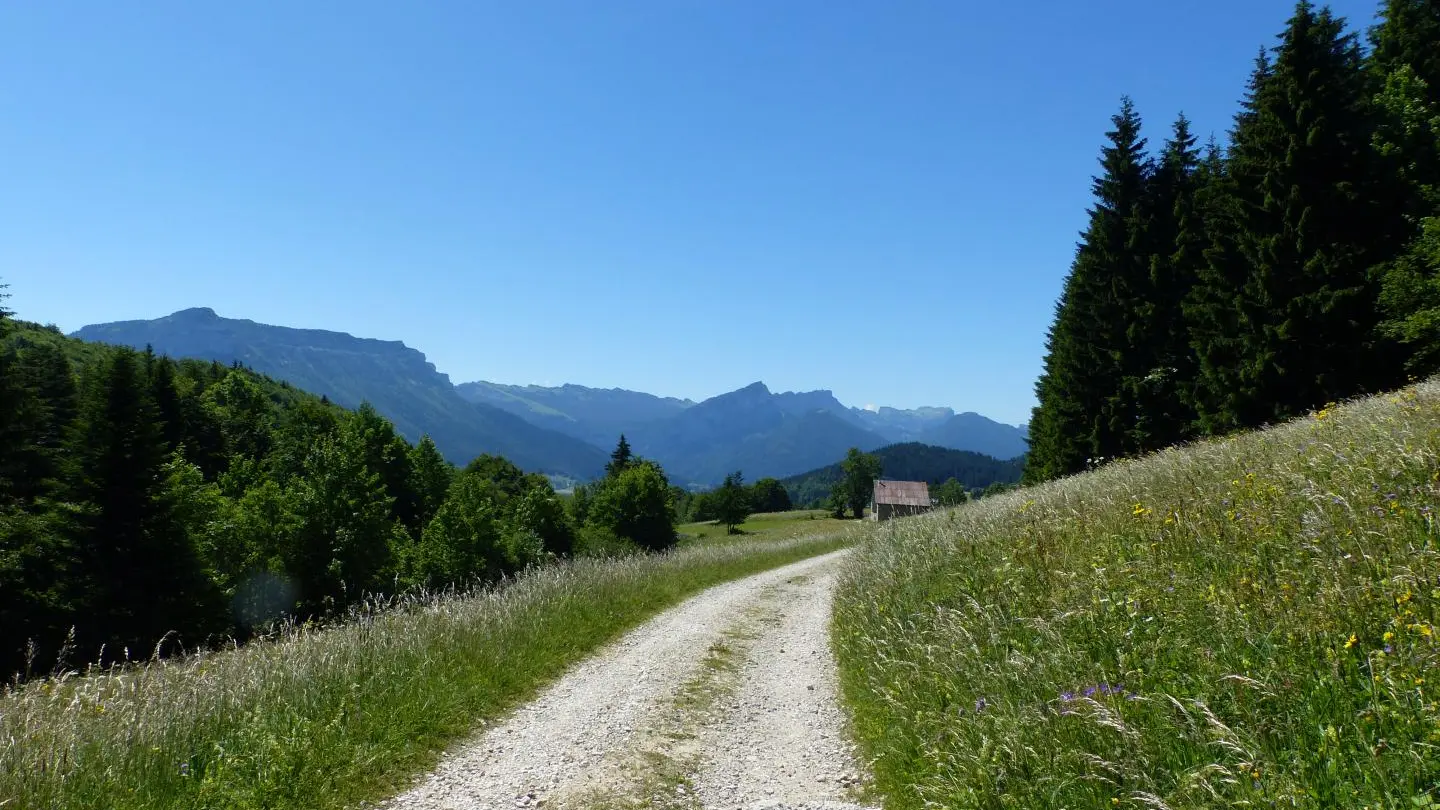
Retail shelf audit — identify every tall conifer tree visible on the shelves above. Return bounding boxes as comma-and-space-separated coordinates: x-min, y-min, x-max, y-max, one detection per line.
1192, 3, 1400, 430
1026, 98, 1151, 481
1371, 0, 1440, 100
1123, 114, 1203, 453
67, 349, 220, 657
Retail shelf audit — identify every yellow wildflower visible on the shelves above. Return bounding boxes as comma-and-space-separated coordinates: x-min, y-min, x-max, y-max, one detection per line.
1344, 633, 1358, 649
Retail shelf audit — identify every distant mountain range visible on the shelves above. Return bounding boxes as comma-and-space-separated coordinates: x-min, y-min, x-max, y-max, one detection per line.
72, 308, 609, 477
74, 309, 1029, 486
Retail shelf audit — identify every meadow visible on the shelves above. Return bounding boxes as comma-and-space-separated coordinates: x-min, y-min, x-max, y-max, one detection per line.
677, 508, 850, 544
0, 530, 852, 810
834, 381, 1440, 809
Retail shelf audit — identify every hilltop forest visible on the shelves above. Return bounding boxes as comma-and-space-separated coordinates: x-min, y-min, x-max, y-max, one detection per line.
1027, 0, 1440, 482
0, 303, 676, 678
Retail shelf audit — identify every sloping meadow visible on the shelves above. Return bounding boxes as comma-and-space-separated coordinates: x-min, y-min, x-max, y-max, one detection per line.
0, 532, 853, 810
834, 381, 1440, 809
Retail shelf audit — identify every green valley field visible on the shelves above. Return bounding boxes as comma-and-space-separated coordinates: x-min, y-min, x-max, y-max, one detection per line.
833, 381, 1440, 810
678, 508, 849, 544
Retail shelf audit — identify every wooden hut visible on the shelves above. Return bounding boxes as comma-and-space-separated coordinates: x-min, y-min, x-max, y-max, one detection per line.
871, 480, 932, 521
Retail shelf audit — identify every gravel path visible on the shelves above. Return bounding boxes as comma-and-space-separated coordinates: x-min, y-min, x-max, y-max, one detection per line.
379, 548, 874, 810
688, 567, 870, 810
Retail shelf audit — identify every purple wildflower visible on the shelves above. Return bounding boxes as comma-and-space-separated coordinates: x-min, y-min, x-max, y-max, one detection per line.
1385, 645, 1394, 654
1060, 691, 1075, 702
975, 697, 988, 713
1083, 686, 1098, 698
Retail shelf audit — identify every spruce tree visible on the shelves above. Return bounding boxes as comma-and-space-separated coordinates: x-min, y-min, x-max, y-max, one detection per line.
1123, 113, 1202, 454
408, 435, 454, 530
606, 434, 634, 478
1025, 98, 1151, 480
1371, 0, 1440, 101
147, 353, 185, 453
713, 471, 752, 533
67, 348, 222, 659
1187, 55, 1272, 434
11, 344, 78, 500
1193, 4, 1400, 430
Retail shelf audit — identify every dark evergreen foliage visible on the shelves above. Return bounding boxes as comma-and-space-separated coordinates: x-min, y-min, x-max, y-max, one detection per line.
1026, 1, 1439, 484
1025, 98, 1152, 481
712, 472, 752, 533
0, 311, 677, 679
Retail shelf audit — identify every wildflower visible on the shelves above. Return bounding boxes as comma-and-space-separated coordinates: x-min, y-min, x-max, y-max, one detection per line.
1384, 645, 1394, 654
975, 697, 988, 713
179, 762, 190, 777
1383, 631, 1394, 642
1345, 633, 1358, 649
1060, 691, 1075, 702
1084, 686, 1098, 698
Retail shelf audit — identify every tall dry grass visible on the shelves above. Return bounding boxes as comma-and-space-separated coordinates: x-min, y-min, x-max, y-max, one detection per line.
1, 531, 851, 810
834, 381, 1440, 809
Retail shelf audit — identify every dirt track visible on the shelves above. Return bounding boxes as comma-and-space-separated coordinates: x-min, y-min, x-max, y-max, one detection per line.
380, 548, 875, 810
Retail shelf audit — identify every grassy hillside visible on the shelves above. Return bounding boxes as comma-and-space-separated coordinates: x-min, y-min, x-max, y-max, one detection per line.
833, 381, 1440, 809
1, 531, 853, 810
782, 442, 1025, 507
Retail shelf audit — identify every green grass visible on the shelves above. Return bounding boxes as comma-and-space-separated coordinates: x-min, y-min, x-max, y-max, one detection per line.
678, 509, 851, 544
833, 381, 1440, 810
1, 532, 851, 810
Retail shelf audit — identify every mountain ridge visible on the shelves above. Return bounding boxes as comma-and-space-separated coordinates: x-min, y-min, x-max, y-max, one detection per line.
73, 308, 1029, 486
72, 309, 609, 478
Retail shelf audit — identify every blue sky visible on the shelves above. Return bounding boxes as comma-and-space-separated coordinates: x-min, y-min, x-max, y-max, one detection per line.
0, 1, 1384, 425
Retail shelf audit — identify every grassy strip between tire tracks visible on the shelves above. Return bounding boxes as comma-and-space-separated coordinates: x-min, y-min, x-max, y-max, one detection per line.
1, 531, 853, 810
834, 380, 1440, 809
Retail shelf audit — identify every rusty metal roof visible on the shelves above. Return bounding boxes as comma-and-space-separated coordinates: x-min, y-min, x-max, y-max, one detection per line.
872, 479, 931, 507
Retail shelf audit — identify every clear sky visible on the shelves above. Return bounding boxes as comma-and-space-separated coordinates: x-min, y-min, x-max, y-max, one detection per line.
0, 1, 1385, 425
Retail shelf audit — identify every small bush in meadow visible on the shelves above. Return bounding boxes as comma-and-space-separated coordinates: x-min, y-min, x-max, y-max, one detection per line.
834, 381, 1440, 809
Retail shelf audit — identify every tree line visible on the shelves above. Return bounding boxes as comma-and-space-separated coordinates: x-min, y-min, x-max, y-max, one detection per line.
671, 467, 794, 532
0, 309, 686, 679
1026, 0, 1440, 482
781, 442, 1025, 510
